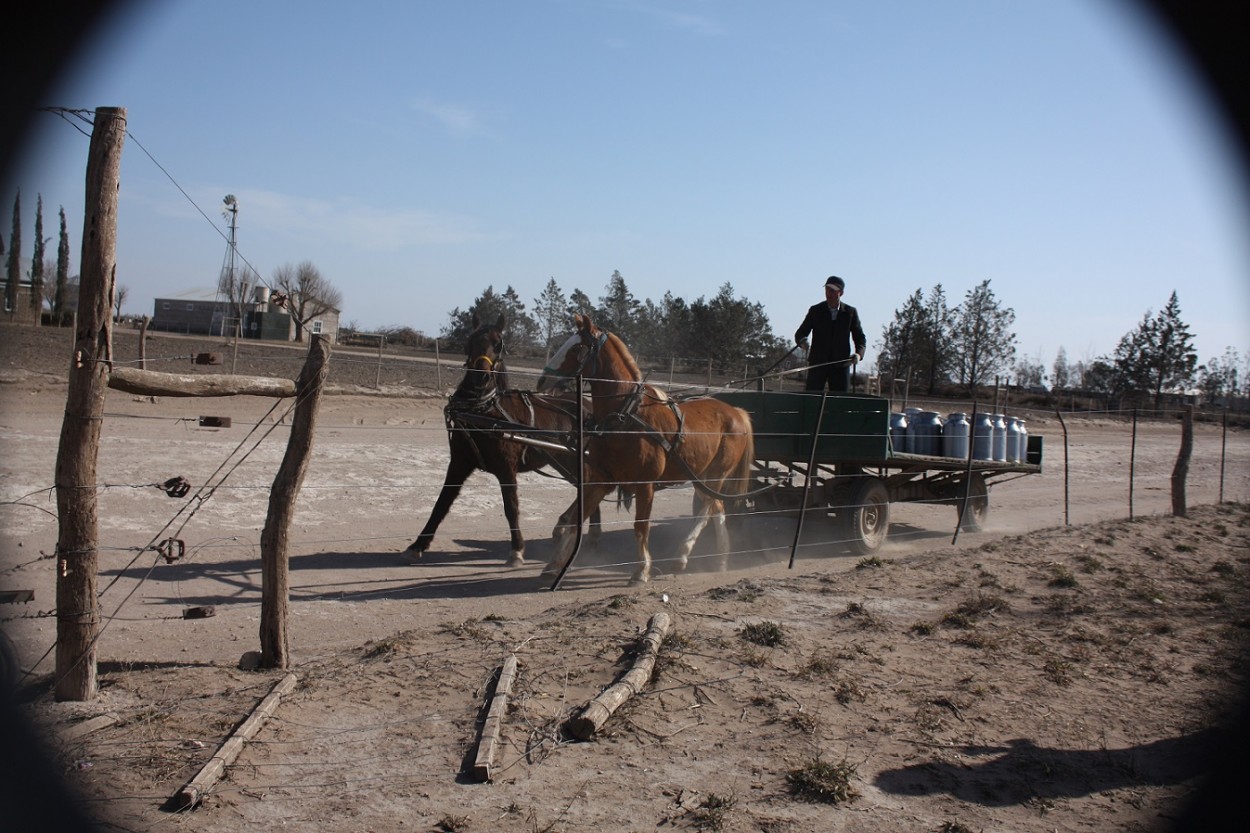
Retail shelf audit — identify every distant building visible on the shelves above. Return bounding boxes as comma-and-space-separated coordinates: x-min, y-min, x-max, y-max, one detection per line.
3, 277, 79, 324
3, 280, 43, 324
151, 286, 340, 342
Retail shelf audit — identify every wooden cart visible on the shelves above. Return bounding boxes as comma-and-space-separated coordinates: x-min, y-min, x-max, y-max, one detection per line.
712, 391, 1043, 555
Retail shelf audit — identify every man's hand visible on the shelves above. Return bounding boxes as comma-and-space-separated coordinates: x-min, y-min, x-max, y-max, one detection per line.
798, 339, 809, 351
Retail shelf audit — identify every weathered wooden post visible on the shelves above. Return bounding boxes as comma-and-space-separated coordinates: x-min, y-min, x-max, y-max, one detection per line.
1171, 405, 1194, 517
258, 334, 331, 668
53, 106, 125, 702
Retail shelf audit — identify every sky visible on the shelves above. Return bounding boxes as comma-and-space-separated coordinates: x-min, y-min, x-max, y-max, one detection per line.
4, 0, 1248, 375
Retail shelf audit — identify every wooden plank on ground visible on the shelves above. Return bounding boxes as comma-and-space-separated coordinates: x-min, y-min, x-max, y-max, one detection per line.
472, 654, 519, 782
174, 672, 298, 809
568, 612, 672, 740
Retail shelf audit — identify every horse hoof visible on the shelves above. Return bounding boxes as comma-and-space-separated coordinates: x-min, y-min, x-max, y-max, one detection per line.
403, 545, 425, 560
506, 554, 525, 568
628, 574, 650, 586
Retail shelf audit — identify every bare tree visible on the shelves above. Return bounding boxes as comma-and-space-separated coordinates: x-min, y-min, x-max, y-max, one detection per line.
114, 283, 128, 321
272, 261, 343, 342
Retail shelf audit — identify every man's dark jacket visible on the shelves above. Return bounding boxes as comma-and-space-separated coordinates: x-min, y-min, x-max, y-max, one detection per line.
795, 301, 867, 364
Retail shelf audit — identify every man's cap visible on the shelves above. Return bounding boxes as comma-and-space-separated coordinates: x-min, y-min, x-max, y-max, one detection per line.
824, 275, 845, 290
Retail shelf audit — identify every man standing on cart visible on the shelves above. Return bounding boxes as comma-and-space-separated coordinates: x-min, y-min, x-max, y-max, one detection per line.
795, 275, 867, 392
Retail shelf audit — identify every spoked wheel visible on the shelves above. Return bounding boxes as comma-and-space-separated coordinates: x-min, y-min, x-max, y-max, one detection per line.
842, 477, 891, 555
956, 472, 990, 531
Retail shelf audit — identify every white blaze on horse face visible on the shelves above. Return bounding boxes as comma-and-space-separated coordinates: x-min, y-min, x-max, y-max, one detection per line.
538, 332, 582, 391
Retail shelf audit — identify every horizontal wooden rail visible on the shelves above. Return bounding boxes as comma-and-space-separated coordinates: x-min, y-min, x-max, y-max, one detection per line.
109, 366, 296, 398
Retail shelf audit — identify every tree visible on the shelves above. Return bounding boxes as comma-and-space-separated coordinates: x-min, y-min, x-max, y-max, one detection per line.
272, 261, 343, 342
876, 288, 932, 391
688, 282, 779, 371
5, 190, 19, 315
595, 270, 640, 345
114, 284, 128, 321
950, 279, 1018, 393
921, 284, 956, 393
54, 206, 70, 325
533, 277, 568, 358
442, 285, 507, 347
1052, 346, 1070, 391
497, 285, 538, 348
566, 288, 594, 321
28, 194, 44, 321
1197, 347, 1243, 405
878, 285, 958, 395
1109, 291, 1198, 408
1014, 350, 1046, 389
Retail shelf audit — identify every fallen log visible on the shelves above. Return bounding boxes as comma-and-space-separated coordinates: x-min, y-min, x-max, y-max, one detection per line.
109, 366, 296, 398
568, 612, 672, 740
472, 654, 519, 782
174, 672, 298, 809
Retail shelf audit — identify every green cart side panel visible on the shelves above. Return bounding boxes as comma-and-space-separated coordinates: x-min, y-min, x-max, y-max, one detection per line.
713, 391, 890, 464
1027, 434, 1043, 468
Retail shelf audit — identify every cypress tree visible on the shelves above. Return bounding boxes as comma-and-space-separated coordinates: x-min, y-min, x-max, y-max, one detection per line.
29, 194, 44, 321
4, 190, 20, 316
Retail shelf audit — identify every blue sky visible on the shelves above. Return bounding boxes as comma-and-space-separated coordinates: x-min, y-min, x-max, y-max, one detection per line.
5, 0, 1248, 374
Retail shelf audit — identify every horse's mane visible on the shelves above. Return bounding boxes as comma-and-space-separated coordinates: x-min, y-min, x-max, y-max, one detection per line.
603, 330, 643, 383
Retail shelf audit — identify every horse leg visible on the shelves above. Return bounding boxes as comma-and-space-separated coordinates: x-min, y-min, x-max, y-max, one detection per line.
586, 502, 603, 549
711, 499, 731, 572
630, 486, 657, 585
498, 474, 526, 567
543, 485, 613, 579
407, 452, 475, 556
673, 492, 715, 573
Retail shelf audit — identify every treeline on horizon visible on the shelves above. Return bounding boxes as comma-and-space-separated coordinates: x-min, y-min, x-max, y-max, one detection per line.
349, 270, 1243, 408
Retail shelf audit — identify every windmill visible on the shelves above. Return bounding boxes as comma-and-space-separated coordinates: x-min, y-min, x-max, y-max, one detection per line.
213, 194, 249, 336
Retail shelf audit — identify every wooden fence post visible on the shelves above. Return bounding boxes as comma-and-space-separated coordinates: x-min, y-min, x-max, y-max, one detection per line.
53, 106, 125, 702
259, 334, 331, 668
1172, 405, 1193, 517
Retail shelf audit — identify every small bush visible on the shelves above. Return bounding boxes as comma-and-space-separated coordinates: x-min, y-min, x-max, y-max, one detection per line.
740, 620, 787, 647
689, 791, 737, 831
787, 757, 860, 804
1048, 566, 1079, 588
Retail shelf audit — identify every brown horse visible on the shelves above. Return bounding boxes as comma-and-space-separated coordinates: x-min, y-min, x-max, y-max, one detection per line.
537, 313, 755, 584
407, 314, 601, 566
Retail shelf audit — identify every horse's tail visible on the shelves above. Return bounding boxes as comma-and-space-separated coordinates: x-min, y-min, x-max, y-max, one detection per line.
731, 407, 755, 500
615, 486, 634, 512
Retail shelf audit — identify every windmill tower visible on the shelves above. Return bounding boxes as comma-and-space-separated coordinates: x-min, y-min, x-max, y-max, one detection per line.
213, 194, 248, 336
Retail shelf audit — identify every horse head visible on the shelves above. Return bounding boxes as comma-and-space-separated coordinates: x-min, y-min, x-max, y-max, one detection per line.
538, 313, 605, 392
453, 313, 508, 401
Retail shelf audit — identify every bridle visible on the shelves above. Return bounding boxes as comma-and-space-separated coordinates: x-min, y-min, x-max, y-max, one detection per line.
451, 330, 508, 412
541, 329, 608, 387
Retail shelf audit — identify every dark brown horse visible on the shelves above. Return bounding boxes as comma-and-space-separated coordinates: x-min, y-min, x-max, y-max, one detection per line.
537, 314, 755, 584
407, 314, 600, 566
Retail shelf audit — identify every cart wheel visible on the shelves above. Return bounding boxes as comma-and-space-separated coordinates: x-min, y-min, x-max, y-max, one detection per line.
842, 477, 890, 555
957, 472, 989, 531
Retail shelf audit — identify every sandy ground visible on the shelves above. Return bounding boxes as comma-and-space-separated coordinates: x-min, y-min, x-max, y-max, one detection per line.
2, 336, 1249, 832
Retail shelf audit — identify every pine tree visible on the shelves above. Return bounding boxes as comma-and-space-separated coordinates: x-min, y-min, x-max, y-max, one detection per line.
596, 270, 640, 344
533, 278, 568, 358
951, 279, 1018, 393
876, 288, 931, 390
1052, 347, 1070, 391
1110, 291, 1198, 408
